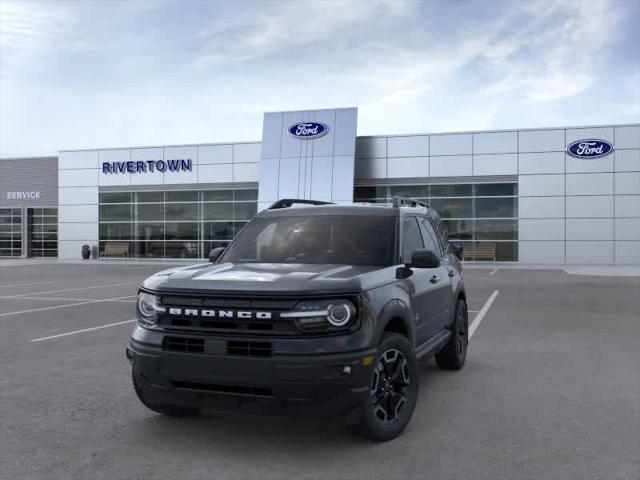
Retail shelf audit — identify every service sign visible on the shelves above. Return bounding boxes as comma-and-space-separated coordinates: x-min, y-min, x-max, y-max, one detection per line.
566, 139, 613, 159
288, 122, 329, 139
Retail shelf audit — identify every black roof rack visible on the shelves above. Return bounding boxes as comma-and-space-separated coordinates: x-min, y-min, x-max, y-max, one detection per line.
268, 198, 334, 210
392, 197, 429, 209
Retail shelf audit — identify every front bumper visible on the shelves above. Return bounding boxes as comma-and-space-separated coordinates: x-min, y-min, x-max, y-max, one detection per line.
128, 327, 376, 417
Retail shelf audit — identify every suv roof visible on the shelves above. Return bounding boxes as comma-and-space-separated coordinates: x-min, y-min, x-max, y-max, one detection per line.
261, 198, 434, 217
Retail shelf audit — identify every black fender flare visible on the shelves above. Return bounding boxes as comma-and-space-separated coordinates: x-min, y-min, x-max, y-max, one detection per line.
374, 299, 416, 347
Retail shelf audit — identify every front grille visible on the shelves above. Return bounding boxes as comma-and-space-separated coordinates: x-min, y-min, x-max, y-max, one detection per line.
171, 380, 273, 397
163, 336, 204, 353
157, 295, 300, 336
226, 341, 272, 357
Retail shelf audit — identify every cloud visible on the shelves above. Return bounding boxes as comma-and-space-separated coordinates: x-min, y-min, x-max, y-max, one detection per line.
190, 0, 408, 67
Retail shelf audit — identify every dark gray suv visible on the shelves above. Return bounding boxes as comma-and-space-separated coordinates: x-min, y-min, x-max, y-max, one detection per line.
127, 198, 468, 441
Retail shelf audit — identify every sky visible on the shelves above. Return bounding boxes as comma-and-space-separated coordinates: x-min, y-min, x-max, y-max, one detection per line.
0, 0, 638, 157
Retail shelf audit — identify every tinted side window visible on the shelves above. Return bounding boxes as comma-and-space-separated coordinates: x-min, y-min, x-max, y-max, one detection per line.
402, 217, 424, 263
419, 217, 442, 256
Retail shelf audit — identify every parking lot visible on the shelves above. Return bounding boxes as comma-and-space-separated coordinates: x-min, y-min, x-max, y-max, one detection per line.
0, 261, 638, 480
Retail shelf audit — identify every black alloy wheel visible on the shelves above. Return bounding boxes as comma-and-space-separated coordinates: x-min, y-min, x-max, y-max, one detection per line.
350, 332, 418, 441
435, 299, 468, 370
371, 348, 410, 423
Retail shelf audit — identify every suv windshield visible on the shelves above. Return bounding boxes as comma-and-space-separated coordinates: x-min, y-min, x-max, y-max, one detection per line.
220, 214, 396, 266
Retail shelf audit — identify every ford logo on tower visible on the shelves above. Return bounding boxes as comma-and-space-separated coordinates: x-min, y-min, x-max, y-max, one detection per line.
567, 139, 614, 159
288, 122, 329, 139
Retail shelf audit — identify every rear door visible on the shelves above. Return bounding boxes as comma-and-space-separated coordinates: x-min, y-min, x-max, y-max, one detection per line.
418, 216, 454, 333
401, 216, 442, 346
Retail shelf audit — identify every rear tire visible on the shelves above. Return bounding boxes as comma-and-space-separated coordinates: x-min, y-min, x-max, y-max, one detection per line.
351, 332, 419, 442
435, 299, 468, 370
132, 373, 200, 417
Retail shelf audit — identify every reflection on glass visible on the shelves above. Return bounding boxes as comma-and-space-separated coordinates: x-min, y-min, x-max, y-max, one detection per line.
430, 184, 472, 197
135, 203, 164, 221
430, 199, 473, 218
165, 203, 198, 221
99, 192, 132, 204
474, 198, 517, 218
474, 220, 517, 240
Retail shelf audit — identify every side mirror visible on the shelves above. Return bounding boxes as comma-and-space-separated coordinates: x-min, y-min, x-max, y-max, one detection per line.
409, 249, 440, 269
448, 243, 463, 261
208, 247, 226, 263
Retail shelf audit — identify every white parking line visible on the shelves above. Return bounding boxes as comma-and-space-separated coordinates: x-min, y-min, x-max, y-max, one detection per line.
0, 295, 136, 317
489, 268, 498, 276
0, 281, 57, 288
469, 290, 499, 339
0, 295, 136, 302
7, 282, 137, 298
31, 319, 136, 343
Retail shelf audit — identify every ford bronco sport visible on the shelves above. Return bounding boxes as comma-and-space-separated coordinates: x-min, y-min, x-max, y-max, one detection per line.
127, 198, 468, 441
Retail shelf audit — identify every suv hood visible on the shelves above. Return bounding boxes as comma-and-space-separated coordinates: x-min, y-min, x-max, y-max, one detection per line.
142, 262, 395, 296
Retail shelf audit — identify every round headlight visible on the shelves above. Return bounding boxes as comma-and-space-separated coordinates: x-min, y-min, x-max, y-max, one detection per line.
137, 292, 162, 326
327, 303, 352, 327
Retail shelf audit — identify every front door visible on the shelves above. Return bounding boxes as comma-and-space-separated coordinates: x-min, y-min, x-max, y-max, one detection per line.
401, 216, 445, 346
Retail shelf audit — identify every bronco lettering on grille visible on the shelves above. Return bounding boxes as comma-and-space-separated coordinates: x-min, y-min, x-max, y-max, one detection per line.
167, 308, 273, 320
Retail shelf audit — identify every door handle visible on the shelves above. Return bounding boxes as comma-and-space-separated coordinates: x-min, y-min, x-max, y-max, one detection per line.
448, 270, 456, 278
430, 275, 440, 284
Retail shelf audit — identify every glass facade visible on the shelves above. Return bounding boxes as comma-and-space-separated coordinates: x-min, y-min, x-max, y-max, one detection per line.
98, 189, 258, 258
354, 182, 518, 261
0, 208, 23, 257
28, 208, 58, 257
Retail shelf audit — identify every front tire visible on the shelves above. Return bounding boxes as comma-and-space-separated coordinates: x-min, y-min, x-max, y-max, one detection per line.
352, 333, 419, 442
435, 298, 468, 370
132, 373, 200, 417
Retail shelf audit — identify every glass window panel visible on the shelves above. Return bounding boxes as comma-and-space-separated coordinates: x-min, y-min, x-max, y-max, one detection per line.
165, 241, 200, 258
133, 241, 163, 258
429, 198, 472, 219
165, 203, 198, 221
442, 219, 473, 240
234, 189, 258, 201
474, 183, 517, 197
203, 190, 233, 201
0, 216, 11, 225
42, 241, 58, 249
474, 219, 517, 240
204, 240, 231, 253
234, 202, 257, 220
166, 191, 198, 202
354, 186, 388, 200
42, 208, 57, 216
99, 192, 132, 203
165, 222, 199, 240
100, 223, 132, 240
0, 225, 12, 233
136, 191, 163, 203
0, 240, 10, 249
99, 204, 131, 221
430, 184, 472, 197
474, 198, 517, 218
135, 203, 164, 221
389, 185, 429, 198
234, 222, 248, 235
203, 203, 233, 220
0, 209, 10, 215
203, 222, 234, 241
135, 223, 164, 241
402, 217, 424, 263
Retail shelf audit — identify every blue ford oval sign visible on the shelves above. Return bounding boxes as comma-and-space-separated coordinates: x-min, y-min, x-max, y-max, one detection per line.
567, 139, 614, 159
288, 122, 329, 139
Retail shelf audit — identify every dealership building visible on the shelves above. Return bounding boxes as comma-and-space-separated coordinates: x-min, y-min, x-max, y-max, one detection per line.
1, 107, 639, 264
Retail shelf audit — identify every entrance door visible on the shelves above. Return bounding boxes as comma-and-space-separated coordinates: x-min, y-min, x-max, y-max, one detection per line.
27, 208, 58, 257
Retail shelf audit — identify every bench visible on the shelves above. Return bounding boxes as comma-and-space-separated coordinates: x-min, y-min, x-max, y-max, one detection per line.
102, 242, 129, 258
462, 242, 496, 262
